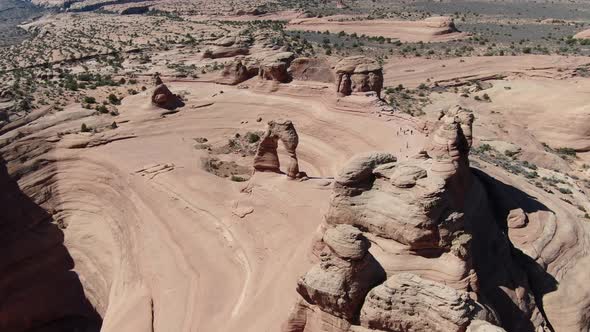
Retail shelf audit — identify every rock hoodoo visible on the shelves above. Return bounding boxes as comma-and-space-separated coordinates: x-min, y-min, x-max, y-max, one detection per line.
253, 119, 300, 178
283, 105, 554, 332
335, 56, 383, 97
151, 83, 184, 110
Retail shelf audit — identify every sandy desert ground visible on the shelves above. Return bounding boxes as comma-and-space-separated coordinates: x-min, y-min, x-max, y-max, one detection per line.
2, 1, 590, 332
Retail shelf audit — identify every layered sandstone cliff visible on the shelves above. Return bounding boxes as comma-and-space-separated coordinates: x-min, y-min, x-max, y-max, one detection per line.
283, 106, 566, 332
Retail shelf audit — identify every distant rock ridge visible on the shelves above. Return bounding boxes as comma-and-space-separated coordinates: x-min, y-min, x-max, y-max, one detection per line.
283, 105, 558, 332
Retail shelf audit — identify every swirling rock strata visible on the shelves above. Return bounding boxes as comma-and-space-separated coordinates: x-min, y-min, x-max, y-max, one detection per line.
360, 273, 477, 332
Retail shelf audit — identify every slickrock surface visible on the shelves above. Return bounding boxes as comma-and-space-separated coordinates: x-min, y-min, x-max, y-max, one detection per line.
574, 29, 590, 39
287, 16, 467, 43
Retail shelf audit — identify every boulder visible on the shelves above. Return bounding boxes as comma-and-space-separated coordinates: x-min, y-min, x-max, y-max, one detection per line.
323, 225, 370, 261
151, 84, 185, 110
507, 208, 528, 229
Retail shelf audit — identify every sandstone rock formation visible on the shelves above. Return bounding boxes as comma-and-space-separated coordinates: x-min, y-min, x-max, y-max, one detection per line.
424, 16, 460, 35
217, 57, 259, 85
283, 106, 558, 332
253, 119, 300, 178
360, 273, 477, 332
259, 52, 295, 83
151, 83, 184, 110
297, 225, 385, 321
574, 29, 590, 40
335, 56, 383, 97
288, 57, 335, 83
202, 46, 250, 59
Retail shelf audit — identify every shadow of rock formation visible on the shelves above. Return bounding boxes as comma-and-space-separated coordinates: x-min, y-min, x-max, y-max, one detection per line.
0, 154, 102, 332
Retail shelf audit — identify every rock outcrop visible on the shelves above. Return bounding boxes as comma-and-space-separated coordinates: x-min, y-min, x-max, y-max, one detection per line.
360, 273, 477, 332
202, 46, 250, 59
297, 225, 385, 321
253, 119, 301, 178
259, 52, 295, 83
288, 57, 335, 83
283, 105, 557, 332
151, 84, 184, 110
217, 57, 259, 85
574, 29, 590, 40
424, 16, 460, 35
335, 56, 383, 97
